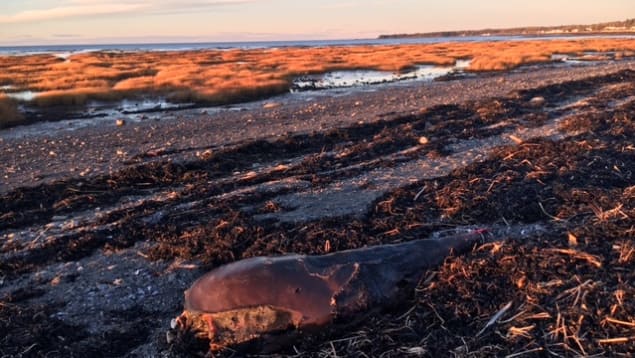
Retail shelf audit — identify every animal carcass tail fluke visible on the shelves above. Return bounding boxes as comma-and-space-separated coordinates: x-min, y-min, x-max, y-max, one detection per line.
168, 228, 487, 352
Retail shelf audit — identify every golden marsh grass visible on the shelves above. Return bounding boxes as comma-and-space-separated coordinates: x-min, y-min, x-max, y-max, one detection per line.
0, 38, 634, 109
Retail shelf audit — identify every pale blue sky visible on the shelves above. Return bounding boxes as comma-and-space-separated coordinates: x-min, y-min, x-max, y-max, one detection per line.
0, 0, 632, 45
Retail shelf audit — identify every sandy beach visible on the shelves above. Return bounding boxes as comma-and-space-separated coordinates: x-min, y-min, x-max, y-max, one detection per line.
1, 50, 634, 356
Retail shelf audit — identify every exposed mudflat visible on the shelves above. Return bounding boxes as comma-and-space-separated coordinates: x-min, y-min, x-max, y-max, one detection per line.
1, 60, 634, 357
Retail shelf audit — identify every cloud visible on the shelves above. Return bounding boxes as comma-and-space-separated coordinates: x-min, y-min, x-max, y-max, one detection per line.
0, 0, 255, 24
53, 34, 82, 38
0, 2, 147, 24
147, 0, 257, 15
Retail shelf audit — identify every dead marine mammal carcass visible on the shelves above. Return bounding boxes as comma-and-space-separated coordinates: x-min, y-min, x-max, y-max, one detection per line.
171, 229, 486, 350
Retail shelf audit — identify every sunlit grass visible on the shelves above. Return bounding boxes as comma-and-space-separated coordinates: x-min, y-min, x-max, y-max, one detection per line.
0, 38, 634, 110
32, 87, 119, 107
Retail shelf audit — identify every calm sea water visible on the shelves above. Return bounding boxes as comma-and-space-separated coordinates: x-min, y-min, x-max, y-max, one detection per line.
0, 37, 506, 55
2, 35, 633, 55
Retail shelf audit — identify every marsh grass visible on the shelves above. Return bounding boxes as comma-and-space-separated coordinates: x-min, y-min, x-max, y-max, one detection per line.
32, 87, 120, 107
0, 38, 634, 117
0, 94, 24, 128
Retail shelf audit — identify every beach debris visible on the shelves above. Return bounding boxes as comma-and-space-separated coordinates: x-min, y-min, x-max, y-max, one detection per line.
324, 239, 331, 253
508, 134, 524, 145
568, 232, 578, 247
529, 96, 546, 107
263, 102, 281, 109
196, 149, 214, 160
476, 301, 513, 337
418, 136, 430, 145
116, 118, 126, 126
169, 229, 487, 351
145, 147, 167, 157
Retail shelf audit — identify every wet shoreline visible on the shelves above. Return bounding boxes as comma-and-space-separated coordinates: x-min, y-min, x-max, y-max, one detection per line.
1, 59, 633, 193
1, 50, 625, 135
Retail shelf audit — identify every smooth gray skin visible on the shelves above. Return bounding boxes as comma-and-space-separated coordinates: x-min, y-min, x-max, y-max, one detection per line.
184, 230, 484, 327
185, 255, 356, 326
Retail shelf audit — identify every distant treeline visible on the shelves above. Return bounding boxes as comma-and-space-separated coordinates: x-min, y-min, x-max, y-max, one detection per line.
379, 18, 635, 39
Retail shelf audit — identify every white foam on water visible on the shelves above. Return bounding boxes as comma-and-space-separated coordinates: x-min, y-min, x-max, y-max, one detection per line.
454, 59, 471, 69
54, 52, 73, 60
117, 99, 190, 113
292, 60, 472, 91
552, 51, 616, 65
5, 90, 39, 101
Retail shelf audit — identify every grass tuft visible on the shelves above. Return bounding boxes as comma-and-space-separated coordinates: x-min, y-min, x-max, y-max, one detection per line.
0, 94, 24, 128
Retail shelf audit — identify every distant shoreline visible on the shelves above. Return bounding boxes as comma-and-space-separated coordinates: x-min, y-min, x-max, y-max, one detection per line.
3, 34, 635, 56
379, 18, 635, 39
379, 31, 635, 40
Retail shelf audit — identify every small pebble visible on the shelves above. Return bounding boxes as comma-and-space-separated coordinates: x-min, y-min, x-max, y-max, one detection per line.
166, 331, 176, 344
263, 102, 281, 109
196, 149, 213, 160
529, 96, 545, 107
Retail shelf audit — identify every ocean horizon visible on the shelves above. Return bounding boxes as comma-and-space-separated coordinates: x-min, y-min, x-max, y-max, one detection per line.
0, 36, 511, 55
3, 34, 634, 55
